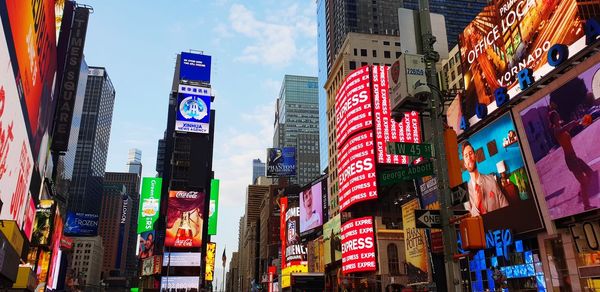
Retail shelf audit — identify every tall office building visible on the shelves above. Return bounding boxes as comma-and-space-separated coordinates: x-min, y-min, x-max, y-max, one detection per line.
252, 159, 266, 184
273, 75, 320, 186
127, 148, 142, 176
68, 67, 116, 216
98, 183, 130, 276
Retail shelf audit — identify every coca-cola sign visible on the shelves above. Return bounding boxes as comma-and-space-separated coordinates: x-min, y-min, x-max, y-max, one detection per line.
175, 191, 200, 199
165, 190, 206, 248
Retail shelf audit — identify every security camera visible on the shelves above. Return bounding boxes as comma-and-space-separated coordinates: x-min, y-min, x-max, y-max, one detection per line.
412, 84, 432, 102
391, 111, 405, 123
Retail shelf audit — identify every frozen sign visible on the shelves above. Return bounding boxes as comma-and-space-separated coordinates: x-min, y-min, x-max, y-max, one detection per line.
341, 216, 376, 274
175, 84, 211, 134
335, 66, 373, 148
337, 130, 377, 212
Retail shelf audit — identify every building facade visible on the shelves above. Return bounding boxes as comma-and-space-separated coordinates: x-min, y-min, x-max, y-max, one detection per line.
252, 159, 266, 184
67, 67, 116, 216
98, 183, 129, 276
71, 236, 104, 288
127, 148, 142, 176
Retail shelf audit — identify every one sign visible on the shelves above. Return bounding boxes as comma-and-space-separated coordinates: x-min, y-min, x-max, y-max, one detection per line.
338, 131, 377, 211
64, 212, 99, 236
165, 190, 205, 248
379, 161, 434, 186
137, 178, 162, 234
450, 182, 469, 206
179, 52, 211, 83
267, 147, 297, 177
205, 242, 216, 281
414, 209, 441, 229
175, 84, 211, 134
386, 142, 432, 158
208, 179, 219, 235
341, 216, 376, 274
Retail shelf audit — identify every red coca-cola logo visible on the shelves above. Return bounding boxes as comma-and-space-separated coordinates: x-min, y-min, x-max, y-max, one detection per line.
175, 191, 199, 199
174, 238, 193, 247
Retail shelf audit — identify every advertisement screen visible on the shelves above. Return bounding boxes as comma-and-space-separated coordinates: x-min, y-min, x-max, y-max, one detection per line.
279, 196, 288, 262
0, 25, 33, 227
267, 147, 297, 177
402, 199, 429, 284
175, 84, 212, 134
179, 52, 211, 83
284, 196, 307, 264
341, 216, 376, 274
459, 113, 542, 234
47, 209, 63, 290
139, 230, 155, 260
165, 190, 205, 248
338, 130, 377, 211
299, 181, 325, 234
162, 252, 201, 267
519, 62, 600, 219
23, 196, 36, 240
372, 65, 421, 165
205, 242, 216, 281
64, 212, 99, 236
160, 276, 199, 292
208, 179, 219, 235
31, 200, 55, 246
138, 177, 162, 233
323, 214, 342, 265
334, 66, 373, 148
459, 0, 589, 126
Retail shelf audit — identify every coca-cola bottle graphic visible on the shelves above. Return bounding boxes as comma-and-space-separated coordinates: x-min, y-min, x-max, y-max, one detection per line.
175, 211, 193, 246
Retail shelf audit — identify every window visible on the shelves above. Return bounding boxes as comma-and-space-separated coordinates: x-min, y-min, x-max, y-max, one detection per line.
395, 42, 401, 46
396, 52, 401, 58
361, 62, 368, 66
372, 50, 377, 57
354, 48, 358, 56
388, 243, 400, 276
383, 41, 390, 46
384, 51, 391, 58
360, 49, 367, 56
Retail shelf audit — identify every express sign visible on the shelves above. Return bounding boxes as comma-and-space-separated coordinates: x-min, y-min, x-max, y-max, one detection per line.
335, 66, 373, 148
337, 131, 377, 212
341, 216, 376, 274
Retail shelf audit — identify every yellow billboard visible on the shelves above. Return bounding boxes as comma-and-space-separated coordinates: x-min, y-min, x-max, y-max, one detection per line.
204, 242, 216, 281
281, 264, 308, 288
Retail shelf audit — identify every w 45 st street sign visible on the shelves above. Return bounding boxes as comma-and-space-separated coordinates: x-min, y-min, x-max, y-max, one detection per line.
379, 161, 434, 186
386, 142, 433, 158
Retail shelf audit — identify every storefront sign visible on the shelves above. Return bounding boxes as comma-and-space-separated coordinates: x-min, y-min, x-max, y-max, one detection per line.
341, 216, 376, 274
570, 221, 600, 253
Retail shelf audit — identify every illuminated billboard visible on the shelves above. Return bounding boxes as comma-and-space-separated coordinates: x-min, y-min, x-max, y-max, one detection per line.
138, 177, 162, 233
47, 209, 63, 290
402, 199, 429, 284
31, 200, 55, 246
267, 147, 297, 177
299, 180, 326, 234
162, 252, 201, 267
323, 214, 342, 265
165, 190, 205, 248
459, 0, 593, 127
138, 230, 155, 260
208, 179, 219, 235
205, 242, 216, 281
160, 276, 199, 291
0, 24, 33, 228
64, 212, 99, 236
341, 216, 376, 274
284, 197, 306, 265
337, 130, 377, 211
179, 52, 211, 83
334, 66, 373, 147
175, 84, 212, 134
518, 62, 600, 219
459, 113, 542, 234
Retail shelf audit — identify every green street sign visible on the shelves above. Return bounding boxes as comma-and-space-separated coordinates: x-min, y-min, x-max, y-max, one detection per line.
386, 142, 433, 158
379, 162, 434, 186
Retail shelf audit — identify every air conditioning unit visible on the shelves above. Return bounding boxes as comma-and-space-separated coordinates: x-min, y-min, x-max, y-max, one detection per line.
389, 53, 429, 112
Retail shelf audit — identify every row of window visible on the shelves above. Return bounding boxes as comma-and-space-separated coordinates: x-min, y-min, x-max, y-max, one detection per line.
353, 48, 400, 59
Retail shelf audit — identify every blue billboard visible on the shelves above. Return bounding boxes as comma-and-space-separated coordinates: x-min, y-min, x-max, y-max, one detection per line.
175, 84, 211, 134
64, 212, 99, 236
266, 147, 297, 177
179, 52, 211, 83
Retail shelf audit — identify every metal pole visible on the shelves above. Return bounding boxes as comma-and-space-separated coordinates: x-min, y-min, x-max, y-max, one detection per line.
417, 0, 461, 290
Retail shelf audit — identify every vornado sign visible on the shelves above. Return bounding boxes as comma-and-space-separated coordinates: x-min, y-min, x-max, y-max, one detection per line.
51, 7, 90, 151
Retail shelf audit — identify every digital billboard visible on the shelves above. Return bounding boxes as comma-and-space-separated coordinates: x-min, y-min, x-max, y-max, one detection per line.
23, 197, 36, 240
64, 212, 99, 236
138, 230, 155, 260
162, 252, 201, 267
165, 190, 205, 248
208, 179, 219, 235
284, 196, 307, 264
267, 147, 297, 177
0, 25, 33, 228
518, 62, 600, 219
372, 65, 422, 165
402, 199, 429, 284
459, 113, 542, 234
138, 177, 162, 233
160, 276, 199, 291
334, 66, 373, 147
279, 196, 288, 262
47, 209, 63, 290
3, 0, 57, 169
31, 200, 55, 246
175, 84, 212, 134
341, 216, 376, 274
205, 242, 216, 281
337, 130, 377, 211
299, 180, 326, 234
323, 214, 342, 265
459, 0, 592, 127
179, 52, 211, 83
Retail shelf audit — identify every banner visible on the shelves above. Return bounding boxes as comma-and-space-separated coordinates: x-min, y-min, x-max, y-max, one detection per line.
337, 130, 377, 211
267, 147, 297, 177
165, 190, 205, 248
334, 66, 373, 148
284, 197, 306, 264
64, 212, 99, 236
402, 199, 429, 284
138, 178, 162, 233
208, 179, 219, 235
179, 52, 211, 83
205, 242, 216, 281
279, 196, 288, 262
323, 214, 342, 265
31, 200, 55, 246
341, 216, 376, 274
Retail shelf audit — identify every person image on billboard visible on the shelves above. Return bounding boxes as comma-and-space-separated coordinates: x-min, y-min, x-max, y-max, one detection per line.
139, 232, 154, 259
462, 141, 509, 216
300, 184, 322, 232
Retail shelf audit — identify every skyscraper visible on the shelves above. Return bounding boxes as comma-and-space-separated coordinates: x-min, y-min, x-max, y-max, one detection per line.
98, 182, 129, 276
68, 67, 116, 216
127, 148, 142, 176
252, 159, 266, 184
273, 75, 320, 186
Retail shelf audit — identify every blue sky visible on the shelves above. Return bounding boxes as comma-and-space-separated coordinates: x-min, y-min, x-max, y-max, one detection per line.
81, 0, 317, 286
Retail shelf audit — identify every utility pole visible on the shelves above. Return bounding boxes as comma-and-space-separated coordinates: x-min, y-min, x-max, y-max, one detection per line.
417, 0, 461, 290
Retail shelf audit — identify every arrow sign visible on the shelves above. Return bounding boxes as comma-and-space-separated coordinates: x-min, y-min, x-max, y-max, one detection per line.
386, 142, 433, 158
414, 209, 442, 229
451, 182, 469, 206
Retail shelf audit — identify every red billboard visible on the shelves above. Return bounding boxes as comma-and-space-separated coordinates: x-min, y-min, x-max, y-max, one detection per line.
337, 130, 377, 212
341, 216, 376, 274
372, 65, 421, 164
335, 66, 373, 148
165, 191, 205, 248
